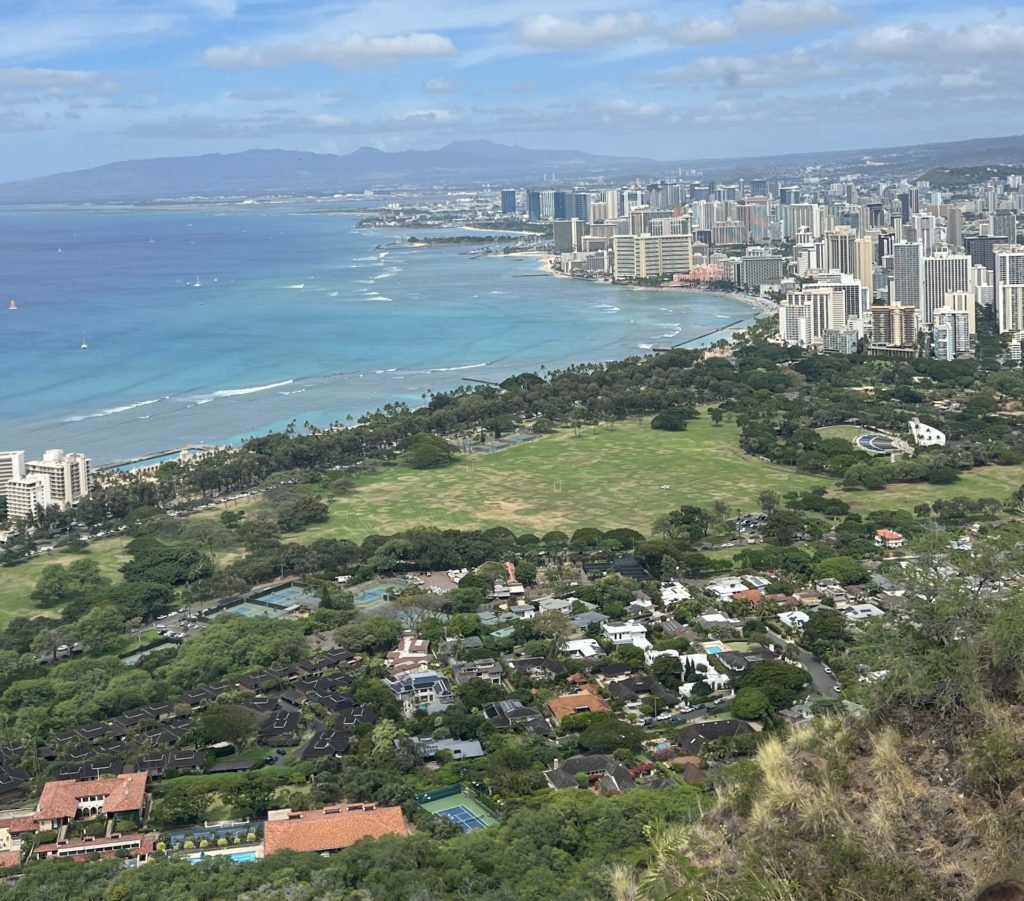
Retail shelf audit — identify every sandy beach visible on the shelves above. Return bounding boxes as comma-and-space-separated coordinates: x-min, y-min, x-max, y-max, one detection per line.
535, 254, 778, 316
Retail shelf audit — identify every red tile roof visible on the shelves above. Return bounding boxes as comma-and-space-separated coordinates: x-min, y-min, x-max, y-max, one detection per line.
0, 815, 36, 834
546, 688, 610, 725
875, 529, 903, 540
35, 772, 147, 822
0, 850, 20, 870
264, 804, 406, 855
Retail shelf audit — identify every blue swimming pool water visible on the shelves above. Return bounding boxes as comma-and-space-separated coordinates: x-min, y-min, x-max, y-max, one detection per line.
706, 645, 724, 654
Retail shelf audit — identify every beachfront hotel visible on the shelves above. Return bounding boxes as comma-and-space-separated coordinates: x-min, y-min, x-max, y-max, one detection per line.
1, 449, 91, 520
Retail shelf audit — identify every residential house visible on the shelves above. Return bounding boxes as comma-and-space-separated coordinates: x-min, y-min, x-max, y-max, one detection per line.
264, 804, 407, 855
412, 738, 485, 760
660, 582, 691, 604
547, 687, 611, 725
34, 772, 148, 831
562, 638, 605, 660
299, 729, 351, 761
386, 632, 432, 674
778, 610, 810, 630
696, 612, 743, 632
501, 656, 567, 682
384, 671, 454, 716
481, 700, 553, 737
450, 659, 504, 686
607, 675, 679, 710
536, 596, 575, 616
543, 755, 635, 794
874, 529, 906, 549
572, 611, 608, 631
601, 620, 651, 651
676, 720, 755, 756
845, 603, 885, 621
259, 710, 301, 746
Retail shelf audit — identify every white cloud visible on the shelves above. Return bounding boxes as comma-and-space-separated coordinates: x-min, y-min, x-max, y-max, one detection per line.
228, 88, 294, 102
731, 0, 851, 32
650, 49, 843, 89
381, 108, 464, 128
424, 78, 456, 92
518, 12, 651, 49
673, 18, 738, 45
203, 31, 457, 69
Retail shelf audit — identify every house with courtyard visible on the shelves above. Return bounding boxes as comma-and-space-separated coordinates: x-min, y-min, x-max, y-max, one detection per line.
34, 772, 149, 832
384, 671, 454, 716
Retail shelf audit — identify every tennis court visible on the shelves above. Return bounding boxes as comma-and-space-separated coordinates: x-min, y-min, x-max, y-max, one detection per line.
417, 784, 499, 833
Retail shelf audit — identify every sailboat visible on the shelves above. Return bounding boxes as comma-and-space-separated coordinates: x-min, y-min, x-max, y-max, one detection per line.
193, 275, 202, 288
80, 332, 88, 350
8, 299, 15, 311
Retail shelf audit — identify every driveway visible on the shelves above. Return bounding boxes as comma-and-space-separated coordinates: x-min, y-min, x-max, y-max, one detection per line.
765, 629, 839, 696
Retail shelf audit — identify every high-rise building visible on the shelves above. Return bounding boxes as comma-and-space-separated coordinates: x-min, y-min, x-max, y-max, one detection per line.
943, 290, 977, 339
992, 211, 1017, 245
912, 212, 936, 254
933, 308, 971, 356
553, 191, 573, 221
572, 192, 591, 222
946, 207, 964, 249
822, 328, 859, 354
853, 237, 875, 298
870, 304, 918, 349
823, 227, 857, 275
966, 234, 1010, 272
612, 233, 693, 281
5, 474, 50, 521
814, 272, 870, 319
735, 253, 785, 290
922, 252, 971, 327
539, 190, 556, 220
932, 322, 956, 361
526, 191, 541, 222
500, 189, 517, 215
779, 186, 801, 205
993, 244, 1024, 335
0, 451, 25, 495
777, 286, 846, 347
891, 242, 923, 314
25, 449, 91, 508
552, 219, 585, 254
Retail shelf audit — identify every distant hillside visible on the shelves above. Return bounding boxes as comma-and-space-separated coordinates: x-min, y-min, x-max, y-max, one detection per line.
919, 163, 1024, 189
0, 141, 661, 203
3, 133, 1024, 202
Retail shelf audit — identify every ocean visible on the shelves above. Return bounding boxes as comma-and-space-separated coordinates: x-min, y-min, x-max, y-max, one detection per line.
0, 203, 758, 463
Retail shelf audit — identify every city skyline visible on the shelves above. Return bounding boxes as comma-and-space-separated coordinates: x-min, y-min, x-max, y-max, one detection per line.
2, 0, 1024, 181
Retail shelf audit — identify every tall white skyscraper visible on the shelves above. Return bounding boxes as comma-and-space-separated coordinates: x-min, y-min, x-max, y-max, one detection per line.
777, 286, 846, 347
891, 242, 923, 321
24, 449, 91, 508
923, 252, 970, 327
994, 244, 1024, 335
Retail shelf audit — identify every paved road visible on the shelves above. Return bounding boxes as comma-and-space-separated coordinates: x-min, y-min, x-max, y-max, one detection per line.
765, 629, 839, 696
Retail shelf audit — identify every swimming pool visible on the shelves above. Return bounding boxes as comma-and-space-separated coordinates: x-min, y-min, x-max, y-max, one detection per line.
186, 849, 259, 865
705, 645, 724, 655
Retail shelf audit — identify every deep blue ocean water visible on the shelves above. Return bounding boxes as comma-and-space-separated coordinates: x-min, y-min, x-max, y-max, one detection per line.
0, 204, 757, 463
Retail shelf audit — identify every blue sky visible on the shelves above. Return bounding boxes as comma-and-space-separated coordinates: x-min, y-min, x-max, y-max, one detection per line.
1, 0, 1022, 180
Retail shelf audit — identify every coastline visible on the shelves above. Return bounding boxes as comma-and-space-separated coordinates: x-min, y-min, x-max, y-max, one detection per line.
534, 253, 778, 317
6, 211, 767, 465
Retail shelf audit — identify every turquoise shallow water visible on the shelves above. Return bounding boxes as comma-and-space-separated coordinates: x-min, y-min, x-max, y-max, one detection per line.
0, 204, 757, 463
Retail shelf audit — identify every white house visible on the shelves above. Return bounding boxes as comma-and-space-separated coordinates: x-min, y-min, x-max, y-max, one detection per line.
778, 610, 811, 630
384, 670, 454, 716
660, 582, 691, 605
705, 577, 748, 601
601, 620, 652, 651
562, 638, 605, 659
844, 603, 884, 621
874, 529, 906, 549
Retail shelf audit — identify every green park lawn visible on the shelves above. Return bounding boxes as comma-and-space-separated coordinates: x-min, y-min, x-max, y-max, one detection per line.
0, 537, 131, 627
298, 416, 1024, 542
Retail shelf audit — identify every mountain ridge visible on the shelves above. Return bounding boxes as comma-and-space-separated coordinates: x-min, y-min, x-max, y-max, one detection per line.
3, 133, 1024, 203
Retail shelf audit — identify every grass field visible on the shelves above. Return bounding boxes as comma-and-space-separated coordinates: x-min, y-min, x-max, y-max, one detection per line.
4, 416, 1021, 627
0, 537, 131, 627
297, 417, 1024, 542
